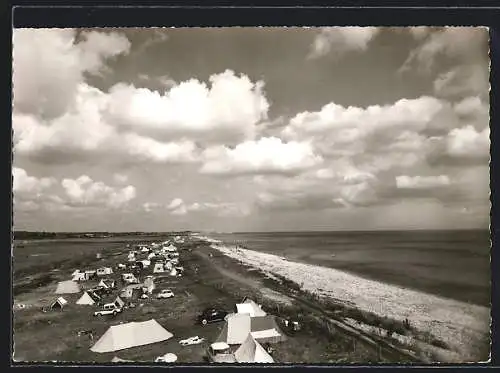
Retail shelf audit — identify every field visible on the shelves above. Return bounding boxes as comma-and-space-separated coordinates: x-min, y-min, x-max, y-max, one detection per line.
12, 234, 395, 364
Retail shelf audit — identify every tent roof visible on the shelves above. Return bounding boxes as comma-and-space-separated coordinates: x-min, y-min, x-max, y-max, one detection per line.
217, 315, 286, 345
76, 292, 96, 305
234, 334, 274, 363
55, 280, 81, 294
90, 319, 173, 353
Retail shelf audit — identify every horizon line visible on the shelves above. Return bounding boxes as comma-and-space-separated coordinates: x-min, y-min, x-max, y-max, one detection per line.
13, 227, 489, 234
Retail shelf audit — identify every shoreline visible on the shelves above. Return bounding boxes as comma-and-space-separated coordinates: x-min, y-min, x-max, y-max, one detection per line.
203, 238, 490, 363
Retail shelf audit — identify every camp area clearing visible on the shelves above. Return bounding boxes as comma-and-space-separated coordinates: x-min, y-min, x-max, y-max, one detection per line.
13, 233, 393, 364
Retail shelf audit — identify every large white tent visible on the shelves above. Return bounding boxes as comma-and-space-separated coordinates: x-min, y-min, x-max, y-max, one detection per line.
55, 280, 81, 294
216, 314, 286, 345
234, 334, 274, 363
90, 319, 174, 353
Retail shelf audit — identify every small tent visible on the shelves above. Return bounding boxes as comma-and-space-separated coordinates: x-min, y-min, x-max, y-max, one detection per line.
153, 263, 165, 273
76, 291, 99, 306
234, 334, 274, 363
50, 297, 68, 310
114, 296, 125, 308
72, 269, 81, 276
98, 279, 109, 289
55, 280, 81, 294
169, 268, 177, 277
236, 299, 266, 317
72, 272, 86, 281
90, 319, 174, 353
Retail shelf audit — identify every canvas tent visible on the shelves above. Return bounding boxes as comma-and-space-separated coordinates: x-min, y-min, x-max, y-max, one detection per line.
114, 296, 125, 308
216, 315, 286, 345
72, 272, 86, 281
234, 334, 274, 363
72, 269, 80, 276
153, 263, 165, 273
55, 280, 81, 294
90, 319, 173, 353
169, 268, 177, 277
50, 297, 68, 310
76, 291, 100, 306
236, 299, 266, 317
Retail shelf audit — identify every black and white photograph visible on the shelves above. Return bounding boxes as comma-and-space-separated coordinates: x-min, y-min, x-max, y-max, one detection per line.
12, 27, 490, 364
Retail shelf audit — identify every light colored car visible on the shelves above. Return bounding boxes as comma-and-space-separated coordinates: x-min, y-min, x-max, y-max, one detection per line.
157, 289, 174, 299
207, 342, 236, 363
93, 303, 122, 317
179, 336, 205, 346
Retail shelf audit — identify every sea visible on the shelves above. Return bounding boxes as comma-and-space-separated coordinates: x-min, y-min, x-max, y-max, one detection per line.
208, 229, 490, 307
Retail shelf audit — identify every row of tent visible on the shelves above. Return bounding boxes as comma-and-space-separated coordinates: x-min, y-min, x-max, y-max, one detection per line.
89, 319, 273, 364
55, 279, 115, 295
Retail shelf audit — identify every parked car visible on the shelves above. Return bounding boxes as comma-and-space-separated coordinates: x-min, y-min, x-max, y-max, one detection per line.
157, 289, 174, 299
206, 342, 236, 363
197, 307, 228, 326
93, 303, 123, 317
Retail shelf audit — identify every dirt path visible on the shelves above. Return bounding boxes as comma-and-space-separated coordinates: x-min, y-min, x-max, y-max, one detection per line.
194, 251, 293, 305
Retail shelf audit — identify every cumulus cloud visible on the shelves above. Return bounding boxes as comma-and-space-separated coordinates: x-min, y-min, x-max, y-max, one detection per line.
13, 167, 56, 195
61, 175, 136, 208
122, 133, 199, 163
308, 27, 380, 59
199, 137, 323, 176
13, 83, 200, 165
13, 29, 130, 120
446, 125, 490, 160
104, 70, 269, 144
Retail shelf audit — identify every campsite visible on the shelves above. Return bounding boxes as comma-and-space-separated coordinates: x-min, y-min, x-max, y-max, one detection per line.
13, 233, 407, 364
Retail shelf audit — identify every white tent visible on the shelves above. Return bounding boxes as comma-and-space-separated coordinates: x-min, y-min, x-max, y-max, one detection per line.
55, 280, 81, 294
76, 291, 98, 306
50, 296, 68, 310
71, 269, 80, 276
236, 299, 266, 317
217, 315, 286, 345
169, 268, 177, 277
114, 296, 125, 308
140, 260, 151, 268
234, 334, 274, 363
90, 319, 174, 353
153, 263, 165, 273
72, 272, 86, 281
98, 279, 109, 289
148, 253, 156, 260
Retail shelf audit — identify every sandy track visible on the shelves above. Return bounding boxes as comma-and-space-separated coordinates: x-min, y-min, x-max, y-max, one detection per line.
210, 243, 490, 363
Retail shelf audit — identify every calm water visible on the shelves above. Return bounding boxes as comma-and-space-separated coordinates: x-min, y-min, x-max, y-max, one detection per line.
209, 230, 491, 307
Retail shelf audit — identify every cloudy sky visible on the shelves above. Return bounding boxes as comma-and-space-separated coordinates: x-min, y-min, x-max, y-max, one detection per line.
12, 27, 490, 232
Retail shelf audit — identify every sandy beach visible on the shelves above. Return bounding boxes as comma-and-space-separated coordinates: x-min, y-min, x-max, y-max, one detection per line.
210, 242, 490, 362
